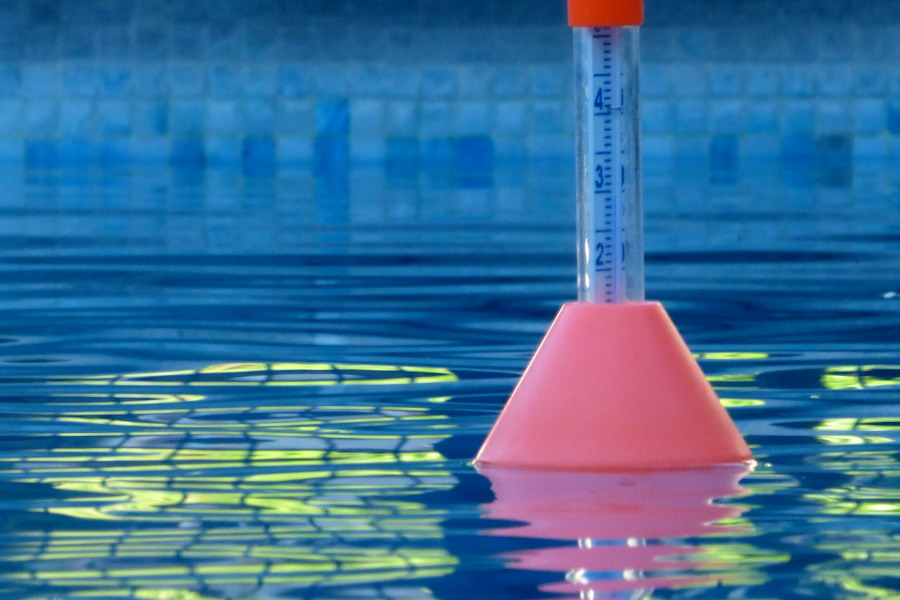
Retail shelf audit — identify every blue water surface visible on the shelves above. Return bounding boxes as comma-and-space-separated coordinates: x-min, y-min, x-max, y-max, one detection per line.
0, 158, 897, 600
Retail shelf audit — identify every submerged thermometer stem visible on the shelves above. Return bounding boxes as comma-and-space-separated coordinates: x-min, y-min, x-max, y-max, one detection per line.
575, 26, 644, 303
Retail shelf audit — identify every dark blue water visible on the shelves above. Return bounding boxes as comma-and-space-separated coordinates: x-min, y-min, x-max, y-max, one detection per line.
0, 161, 897, 599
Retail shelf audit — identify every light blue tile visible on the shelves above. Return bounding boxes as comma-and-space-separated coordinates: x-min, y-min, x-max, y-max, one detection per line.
25, 100, 57, 133
20, 64, 57, 97
385, 100, 418, 136
277, 99, 314, 135
130, 137, 169, 164
99, 67, 132, 96
530, 100, 565, 135
744, 65, 778, 97
341, 65, 384, 98
641, 64, 673, 99
492, 137, 526, 162
279, 65, 310, 98
670, 65, 706, 98
244, 99, 276, 134
781, 65, 815, 98
853, 99, 886, 134
457, 101, 491, 136
855, 65, 887, 96
493, 66, 529, 98
97, 100, 132, 136
206, 100, 241, 134
209, 65, 241, 97
526, 134, 567, 161
854, 136, 889, 160
350, 100, 384, 136
709, 99, 742, 134
817, 65, 854, 97
707, 65, 742, 97
421, 67, 457, 99
0, 141, 23, 162
816, 100, 851, 134
459, 65, 493, 98
244, 64, 278, 97
170, 100, 206, 134
673, 100, 707, 134
0, 99, 23, 133
641, 135, 674, 161
205, 137, 242, 166
277, 136, 313, 165
494, 101, 526, 135
59, 99, 94, 135
377, 67, 417, 101
314, 65, 349, 97
134, 101, 168, 135
133, 65, 168, 97
643, 100, 675, 135
169, 64, 207, 97
744, 100, 778, 133
61, 65, 96, 97
782, 100, 815, 134
531, 64, 566, 98
420, 102, 455, 137
349, 138, 385, 162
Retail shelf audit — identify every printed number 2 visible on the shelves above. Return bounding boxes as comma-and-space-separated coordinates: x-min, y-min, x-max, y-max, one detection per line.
595, 242, 605, 266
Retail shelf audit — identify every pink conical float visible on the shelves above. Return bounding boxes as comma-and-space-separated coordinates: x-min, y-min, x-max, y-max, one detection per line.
475, 302, 754, 471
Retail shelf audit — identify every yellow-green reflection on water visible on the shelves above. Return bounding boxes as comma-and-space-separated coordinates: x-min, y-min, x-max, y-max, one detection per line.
49, 362, 459, 389
821, 366, 900, 390
3, 362, 461, 598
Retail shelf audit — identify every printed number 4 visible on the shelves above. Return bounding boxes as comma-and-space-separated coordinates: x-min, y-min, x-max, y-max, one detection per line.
594, 88, 604, 111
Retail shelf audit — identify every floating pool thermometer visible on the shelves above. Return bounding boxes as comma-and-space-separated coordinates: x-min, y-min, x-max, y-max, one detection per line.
476, 0, 754, 471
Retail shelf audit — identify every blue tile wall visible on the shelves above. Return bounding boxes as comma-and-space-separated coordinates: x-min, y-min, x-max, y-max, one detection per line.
0, 0, 899, 168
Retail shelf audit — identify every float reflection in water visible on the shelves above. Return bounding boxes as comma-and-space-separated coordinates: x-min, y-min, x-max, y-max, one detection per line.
479, 465, 771, 599
0, 363, 462, 600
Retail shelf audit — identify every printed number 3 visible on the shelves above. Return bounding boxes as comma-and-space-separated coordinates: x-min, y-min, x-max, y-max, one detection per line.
594, 165, 604, 190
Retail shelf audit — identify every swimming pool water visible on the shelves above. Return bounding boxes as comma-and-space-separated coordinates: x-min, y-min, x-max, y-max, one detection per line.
0, 161, 897, 599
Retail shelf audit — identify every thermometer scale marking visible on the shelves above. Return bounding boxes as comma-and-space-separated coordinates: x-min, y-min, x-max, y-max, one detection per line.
588, 28, 626, 303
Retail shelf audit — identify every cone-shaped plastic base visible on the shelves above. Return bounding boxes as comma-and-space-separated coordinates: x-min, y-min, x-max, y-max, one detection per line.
475, 301, 753, 471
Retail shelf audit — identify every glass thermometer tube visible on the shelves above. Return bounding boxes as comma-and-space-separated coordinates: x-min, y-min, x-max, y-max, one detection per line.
575, 26, 644, 303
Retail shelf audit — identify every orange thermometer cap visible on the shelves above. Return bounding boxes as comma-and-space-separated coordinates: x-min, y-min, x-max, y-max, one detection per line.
568, 0, 644, 27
